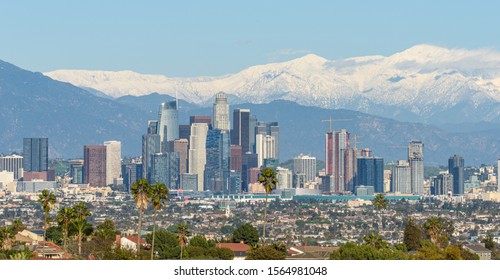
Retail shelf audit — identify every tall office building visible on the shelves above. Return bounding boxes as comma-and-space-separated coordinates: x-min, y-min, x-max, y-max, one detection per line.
249, 115, 257, 153
151, 152, 179, 188
241, 152, 258, 192
122, 163, 142, 192
179, 125, 191, 141
213, 92, 230, 131
170, 139, 188, 175
104, 141, 121, 185
331, 129, 354, 193
391, 160, 411, 194
69, 160, 84, 184
432, 173, 453, 195
23, 138, 48, 172
83, 145, 107, 187
190, 116, 212, 126
0, 155, 23, 179
408, 141, 424, 195
142, 121, 161, 180
255, 121, 279, 162
188, 123, 208, 191
230, 145, 243, 174
276, 166, 292, 189
231, 109, 251, 153
448, 155, 465, 195
158, 101, 179, 152
293, 154, 316, 183
357, 157, 384, 193
325, 132, 334, 175
204, 129, 230, 193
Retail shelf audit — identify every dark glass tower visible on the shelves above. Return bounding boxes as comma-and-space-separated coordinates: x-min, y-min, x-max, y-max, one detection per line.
356, 157, 384, 193
231, 109, 251, 153
22, 138, 48, 172
448, 155, 464, 195
204, 129, 230, 194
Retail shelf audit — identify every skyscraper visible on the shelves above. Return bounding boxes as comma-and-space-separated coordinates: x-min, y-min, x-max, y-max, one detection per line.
276, 166, 292, 189
83, 145, 107, 187
331, 129, 354, 193
231, 109, 251, 153
213, 92, 230, 131
241, 152, 258, 192
188, 123, 208, 192
448, 154, 464, 195
391, 160, 411, 194
325, 132, 334, 176
230, 145, 243, 175
104, 140, 121, 185
190, 116, 212, 126
357, 157, 384, 193
151, 152, 179, 188
158, 101, 179, 152
255, 121, 279, 167
22, 138, 48, 172
204, 129, 230, 193
142, 121, 161, 180
170, 139, 188, 175
293, 154, 316, 183
69, 160, 84, 184
432, 173, 453, 195
409, 141, 424, 195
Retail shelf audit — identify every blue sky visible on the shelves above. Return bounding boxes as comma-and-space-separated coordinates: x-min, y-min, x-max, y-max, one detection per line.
1, 0, 499, 76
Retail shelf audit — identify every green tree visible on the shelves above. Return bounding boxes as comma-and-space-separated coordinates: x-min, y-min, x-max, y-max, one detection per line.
37, 189, 56, 241
176, 223, 191, 260
329, 242, 409, 260
149, 182, 169, 260
482, 233, 496, 251
403, 217, 423, 251
95, 219, 119, 242
145, 229, 179, 259
363, 233, 387, 249
12, 219, 25, 234
131, 178, 152, 256
57, 207, 73, 251
232, 223, 259, 247
246, 244, 286, 260
423, 217, 453, 248
45, 226, 63, 246
189, 235, 209, 249
0, 226, 14, 250
257, 167, 278, 244
71, 202, 92, 256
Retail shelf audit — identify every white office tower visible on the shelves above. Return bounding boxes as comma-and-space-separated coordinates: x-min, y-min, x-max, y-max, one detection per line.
293, 154, 317, 183
213, 92, 230, 131
276, 167, 292, 189
408, 141, 424, 195
104, 140, 121, 185
391, 160, 411, 194
0, 155, 24, 180
255, 134, 276, 167
188, 123, 208, 191
158, 101, 179, 151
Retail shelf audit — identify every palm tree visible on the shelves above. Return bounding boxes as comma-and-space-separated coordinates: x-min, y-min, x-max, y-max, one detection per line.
37, 189, 56, 241
257, 167, 278, 245
71, 202, 91, 256
176, 223, 190, 259
424, 216, 443, 246
57, 207, 74, 251
150, 182, 169, 260
373, 193, 387, 233
131, 178, 152, 257
0, 226, 14, 250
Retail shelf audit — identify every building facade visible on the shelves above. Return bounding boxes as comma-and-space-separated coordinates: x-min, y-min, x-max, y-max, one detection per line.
104, 140, 121, 185
83, 145, 107, 187
449, 154, 464, 195
213, 92, 230, 131
409, 141, 424, 195
22, 138, 48, 172
188, 123, 208, 192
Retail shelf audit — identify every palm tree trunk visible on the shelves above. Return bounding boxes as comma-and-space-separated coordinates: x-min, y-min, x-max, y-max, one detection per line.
43, 212, 47, 241
180, 244, 183, 260
263, 192, 268, 245
137, 208, 142, 258
63, 229, 68, 251
78, 232, 82, 256
151, 209, 156, 260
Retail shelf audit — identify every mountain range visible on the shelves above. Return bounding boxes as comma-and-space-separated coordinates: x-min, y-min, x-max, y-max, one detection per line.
1, 44, 499, 165
45, 44, 500, 124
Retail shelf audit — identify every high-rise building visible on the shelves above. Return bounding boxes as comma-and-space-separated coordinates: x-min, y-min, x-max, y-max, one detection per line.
357, 157, 384, 193
22, 138, 48, 172
230, 145, 243, 175
408, 141, 424, 195
188, 123, 208, 192
83, 145, 107, 187
249, 115, 257, 153
190, 116, 212, 126
241, 152, 258, 192
231, 109, 251, 153
432, 173, 453, 195
170, 139, 188, 175
448, 155, 465, 195
180, 173, 198, 191
179, 125, 191, 141
0, 155, 23, 179
158, 101, 179, 152
142, 123, 161, 181
69, 160, 84, 184
255, 121, 279, 163
276, 167, 292, 189
325, 132, 334, 176
204, 129, 230, 193
104, 141, 121, 185
293, 154, 316, 183
229, 170, 241, 194
122, 163, 142, 192
213, 92, 230, 131
391, 160, 411, 194
151, 152, 179, 188
331, 129, 354, 193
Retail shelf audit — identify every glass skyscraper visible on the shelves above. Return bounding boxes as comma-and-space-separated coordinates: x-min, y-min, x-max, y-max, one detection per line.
22, 138, 48, 172
448, 154, 464, 195
204, 129, 230, 194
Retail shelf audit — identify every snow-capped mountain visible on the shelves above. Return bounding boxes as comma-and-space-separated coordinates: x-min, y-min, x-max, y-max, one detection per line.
45, 44, 500, 123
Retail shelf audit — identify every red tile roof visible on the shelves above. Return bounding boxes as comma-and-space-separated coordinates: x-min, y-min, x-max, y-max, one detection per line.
123, 236, 147, 244
216, 243, 251, 252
